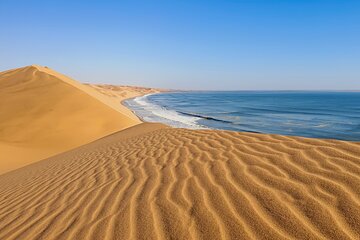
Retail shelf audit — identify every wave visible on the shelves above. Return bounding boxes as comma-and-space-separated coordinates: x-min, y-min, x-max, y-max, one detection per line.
127, 94, 205, 129
177, 111, 233, 123
126, 95, 262, 133
170, 111, 262, 133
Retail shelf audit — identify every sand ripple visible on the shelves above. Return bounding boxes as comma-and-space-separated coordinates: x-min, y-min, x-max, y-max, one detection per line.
0, 124, 359, 240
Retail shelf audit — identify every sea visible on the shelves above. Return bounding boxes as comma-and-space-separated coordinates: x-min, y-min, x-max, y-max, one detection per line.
124, 91, 360, 141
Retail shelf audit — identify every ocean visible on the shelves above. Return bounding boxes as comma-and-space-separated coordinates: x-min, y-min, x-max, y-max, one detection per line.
124, 91, 360, 141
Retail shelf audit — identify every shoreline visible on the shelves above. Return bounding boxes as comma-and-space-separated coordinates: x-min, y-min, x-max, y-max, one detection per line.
121, 92, 160, 123
86, 84, 167, 122
121, 91, 360, 142
123, 92, 208, 130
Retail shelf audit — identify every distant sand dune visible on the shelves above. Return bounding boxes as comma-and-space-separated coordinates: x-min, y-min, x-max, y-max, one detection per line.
1, 123, 359, 240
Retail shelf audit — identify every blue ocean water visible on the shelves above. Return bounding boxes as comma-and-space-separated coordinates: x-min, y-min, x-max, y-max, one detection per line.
124, 91, 360, 141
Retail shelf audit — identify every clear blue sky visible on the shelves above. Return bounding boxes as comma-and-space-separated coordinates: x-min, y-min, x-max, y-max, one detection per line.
1, 0, 359, 90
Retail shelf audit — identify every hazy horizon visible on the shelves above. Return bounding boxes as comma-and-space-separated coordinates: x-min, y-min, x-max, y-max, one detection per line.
1, 0, 359, 90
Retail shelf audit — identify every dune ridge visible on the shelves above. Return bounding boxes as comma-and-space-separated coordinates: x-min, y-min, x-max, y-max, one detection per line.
0, 123, 359, 240
0, 65, 159, 174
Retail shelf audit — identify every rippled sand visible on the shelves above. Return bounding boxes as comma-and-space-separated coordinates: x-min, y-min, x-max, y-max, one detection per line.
1, 123, 359, 239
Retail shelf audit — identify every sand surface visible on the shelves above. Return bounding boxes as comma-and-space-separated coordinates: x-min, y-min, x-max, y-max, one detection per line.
86, 83, 164, 122
0, 65, 159, 174
1, 123, 359, 239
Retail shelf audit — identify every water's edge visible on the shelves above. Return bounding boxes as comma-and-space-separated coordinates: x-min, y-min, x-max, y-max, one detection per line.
124, 92, 207, 129
124, 91, 360, 141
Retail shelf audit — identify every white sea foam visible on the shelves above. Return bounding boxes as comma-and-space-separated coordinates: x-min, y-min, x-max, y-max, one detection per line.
126, 94, 205, 129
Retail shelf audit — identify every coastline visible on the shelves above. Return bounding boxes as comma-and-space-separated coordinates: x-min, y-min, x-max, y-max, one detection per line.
121, 92, 160, 123
123, 92, 208, 129
123, 90, 360, 142
1, 66, 360, 239
86, 84, 167, 122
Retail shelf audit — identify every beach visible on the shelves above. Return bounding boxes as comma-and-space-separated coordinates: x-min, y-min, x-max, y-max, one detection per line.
1, 66, 360, 239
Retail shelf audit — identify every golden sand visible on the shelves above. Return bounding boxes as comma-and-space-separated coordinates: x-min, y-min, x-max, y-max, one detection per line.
0, 66, 158, 173
0, 66, 359, 239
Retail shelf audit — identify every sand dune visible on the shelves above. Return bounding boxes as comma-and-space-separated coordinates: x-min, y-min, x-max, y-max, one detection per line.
86, 83, 164, 122
0, 123, 359, 240
0, 65, 158, 174
86, 84, 164, 102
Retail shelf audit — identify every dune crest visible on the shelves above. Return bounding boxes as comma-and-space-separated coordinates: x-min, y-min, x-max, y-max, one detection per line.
0, 65, 157, 174
0, 124, 359, 239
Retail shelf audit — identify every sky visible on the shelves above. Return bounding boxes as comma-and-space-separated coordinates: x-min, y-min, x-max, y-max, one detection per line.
0, 0, 359, 90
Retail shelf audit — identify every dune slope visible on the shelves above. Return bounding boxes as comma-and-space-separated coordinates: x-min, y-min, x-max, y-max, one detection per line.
86, 83, 164, 121
0, 124, 359, 240
0, 65, 141, 173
